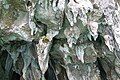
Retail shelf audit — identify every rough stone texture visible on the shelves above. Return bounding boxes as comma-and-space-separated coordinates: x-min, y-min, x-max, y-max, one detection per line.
0, 0, 120, 80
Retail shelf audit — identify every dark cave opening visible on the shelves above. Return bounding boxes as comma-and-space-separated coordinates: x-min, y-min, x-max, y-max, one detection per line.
96, 57, 108, 80
11, 71, 21, 80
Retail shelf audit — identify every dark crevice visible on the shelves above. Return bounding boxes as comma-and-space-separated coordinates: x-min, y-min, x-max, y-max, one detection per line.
0, 50, 8, 71
67, 0, 70, 3
11, 71, 21, 80
96, 57, 108, 80
35, 20, 47, 36
47, 54, 69, 80
56, 0, 59, 7
26, 0, 32, 7
74, 0, 79, 3
50, 0, 53, 6
44, 62, 57, 80
57, 66, 69, 80
96, 33, 104, 45
34, 15, 48, 36
46, 35, 68, 80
